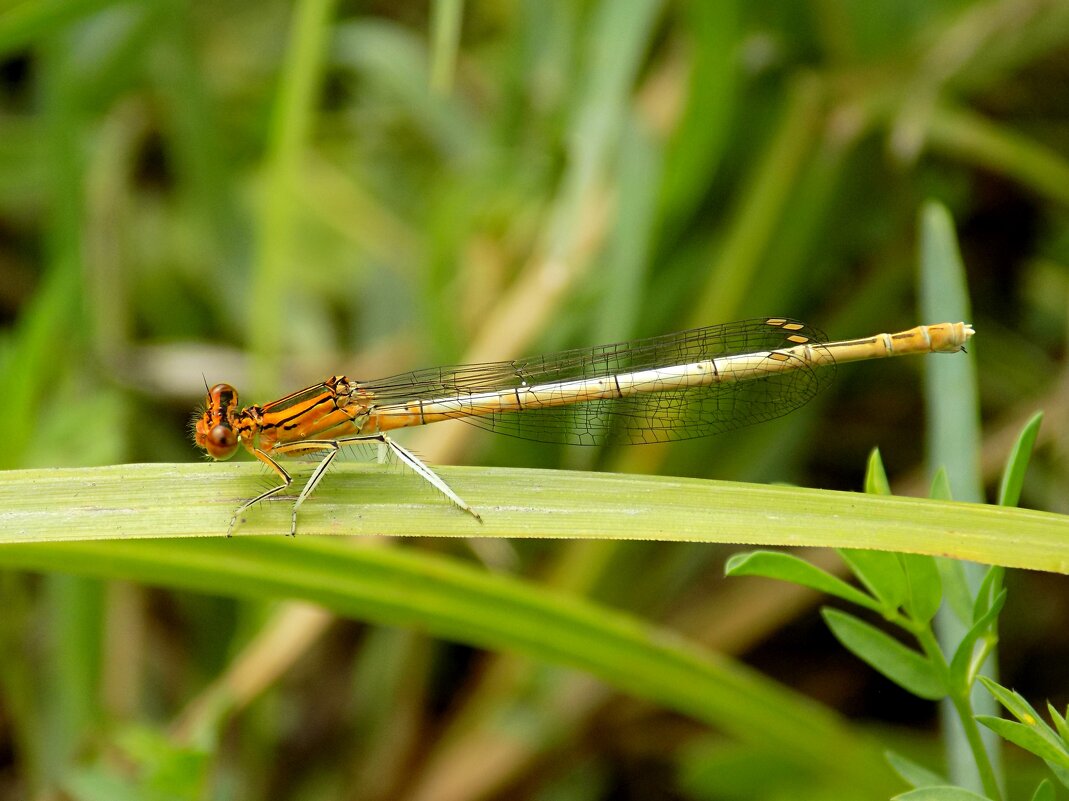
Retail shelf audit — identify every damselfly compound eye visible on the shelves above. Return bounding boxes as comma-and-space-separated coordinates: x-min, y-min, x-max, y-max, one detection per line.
207, 424, 238, 460
209, 383, 237, 407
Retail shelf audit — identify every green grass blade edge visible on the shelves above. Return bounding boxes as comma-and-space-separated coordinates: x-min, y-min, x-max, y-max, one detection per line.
2, 462, 1067, 572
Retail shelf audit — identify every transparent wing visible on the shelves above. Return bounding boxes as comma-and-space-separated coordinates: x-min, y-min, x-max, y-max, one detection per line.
358, 318, 835, 445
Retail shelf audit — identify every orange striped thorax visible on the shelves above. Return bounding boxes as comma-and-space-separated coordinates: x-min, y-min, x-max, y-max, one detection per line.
193, 377, 378, 460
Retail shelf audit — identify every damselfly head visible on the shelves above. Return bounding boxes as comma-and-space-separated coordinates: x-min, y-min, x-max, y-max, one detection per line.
193, 383, 240, 460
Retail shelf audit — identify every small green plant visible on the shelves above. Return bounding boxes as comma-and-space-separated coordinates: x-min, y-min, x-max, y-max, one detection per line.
726, 413, 1061, 801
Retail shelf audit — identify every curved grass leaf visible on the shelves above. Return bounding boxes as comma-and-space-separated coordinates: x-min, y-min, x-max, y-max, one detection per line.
2, 463, 1069, 573
0, 535, 896, 794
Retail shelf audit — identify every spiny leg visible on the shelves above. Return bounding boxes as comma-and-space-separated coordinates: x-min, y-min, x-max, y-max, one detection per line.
274, 433, 482, 533
365, 433, 481, 522
228, 448, 294, 537
288, 445, 340, 536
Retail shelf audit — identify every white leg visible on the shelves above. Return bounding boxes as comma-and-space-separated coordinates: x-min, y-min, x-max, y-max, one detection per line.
272, 434, 482, 533
363, 434, 482, 522
289, 447, 340, 536
229, 448, 294, 537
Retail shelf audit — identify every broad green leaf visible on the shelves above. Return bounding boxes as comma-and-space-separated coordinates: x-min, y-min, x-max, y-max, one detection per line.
725, 551, 880, 611
997, 412, 1043, 508
975, 717, 1069, 769
838, 549, 908, 611
898, 553, 942, 623
885, 750, 949, 789
822, 608, 945, 700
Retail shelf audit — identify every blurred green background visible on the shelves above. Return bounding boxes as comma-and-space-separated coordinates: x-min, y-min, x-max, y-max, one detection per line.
1, 0, 1068, 799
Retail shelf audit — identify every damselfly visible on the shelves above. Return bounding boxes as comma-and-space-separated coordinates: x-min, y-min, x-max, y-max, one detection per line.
193, 318, 974, 535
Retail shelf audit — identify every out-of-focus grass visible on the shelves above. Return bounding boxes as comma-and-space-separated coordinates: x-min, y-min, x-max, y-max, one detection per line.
1, 1, 1069, 799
